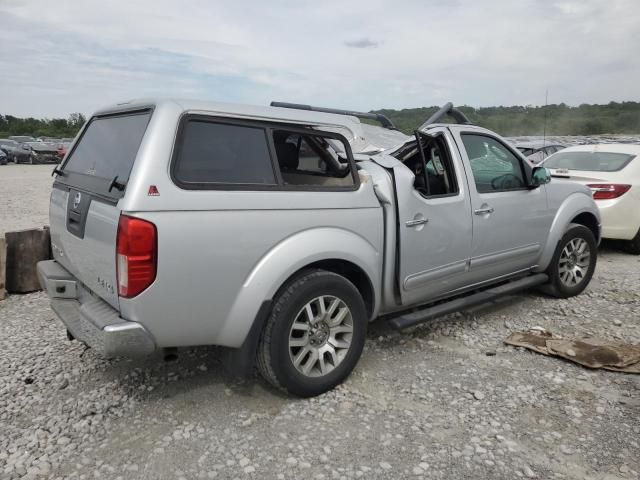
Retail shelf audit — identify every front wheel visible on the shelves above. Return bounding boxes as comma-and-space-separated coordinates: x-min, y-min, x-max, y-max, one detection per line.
545, 223, 597, 298
257, 270, 367, 397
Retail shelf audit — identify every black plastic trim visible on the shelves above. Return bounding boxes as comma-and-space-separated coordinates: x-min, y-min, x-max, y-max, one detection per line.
222, 300, 272, 377
53, 178, 120, 206
270, 101, 397, 130
419, 102, 472, 129
65, 188, 92, 239
389, 273, 548, 330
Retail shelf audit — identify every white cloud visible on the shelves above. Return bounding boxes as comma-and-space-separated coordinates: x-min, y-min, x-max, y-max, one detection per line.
0, 0, 639, 117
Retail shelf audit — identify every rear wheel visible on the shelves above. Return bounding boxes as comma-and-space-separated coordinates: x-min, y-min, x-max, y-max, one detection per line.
257, 270, 367, 397
545, 224, 597, 298
622, 227, 640, 255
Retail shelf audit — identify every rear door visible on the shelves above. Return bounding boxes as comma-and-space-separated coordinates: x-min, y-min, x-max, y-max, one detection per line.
395, 128, 473, 305
50, 109, 152, 309
451, 128, 552, 282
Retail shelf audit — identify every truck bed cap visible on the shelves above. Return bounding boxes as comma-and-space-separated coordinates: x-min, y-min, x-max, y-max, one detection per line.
93, 98, 410, 154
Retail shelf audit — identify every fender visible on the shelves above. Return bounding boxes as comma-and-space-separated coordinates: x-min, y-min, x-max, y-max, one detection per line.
534, 191, 601, 272
216, 227, 382, 348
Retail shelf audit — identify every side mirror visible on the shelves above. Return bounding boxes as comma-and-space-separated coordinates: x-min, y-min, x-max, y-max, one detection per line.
531, 166, 551, 187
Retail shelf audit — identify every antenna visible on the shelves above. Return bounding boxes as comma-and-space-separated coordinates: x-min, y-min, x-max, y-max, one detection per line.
542, 89, 549, 149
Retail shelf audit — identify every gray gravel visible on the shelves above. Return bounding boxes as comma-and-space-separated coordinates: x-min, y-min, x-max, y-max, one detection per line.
1, 158, 640, 480
0, 164, 53, 236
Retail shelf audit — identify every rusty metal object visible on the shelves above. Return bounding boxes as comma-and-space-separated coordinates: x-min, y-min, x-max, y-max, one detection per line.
505, 329, 640, 374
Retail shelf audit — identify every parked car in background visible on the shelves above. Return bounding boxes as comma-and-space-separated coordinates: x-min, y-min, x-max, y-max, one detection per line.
544, 144, 640, 254
0, 149, 7, 165
1, 138, 31, 163
56, 141, 72, 160
37, 99, 600, 397
8, 135, 36, 144
0, 139, 20, 162
22, 141, 60, 164
513, 141, 566, 165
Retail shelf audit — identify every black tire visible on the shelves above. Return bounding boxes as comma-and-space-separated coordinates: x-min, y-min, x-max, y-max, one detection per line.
545, 223, 597, 298
257, 269, 367, 397
621, 227, 640, 255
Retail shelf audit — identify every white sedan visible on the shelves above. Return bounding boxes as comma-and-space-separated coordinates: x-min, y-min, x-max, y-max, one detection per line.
543, 144, 640, 254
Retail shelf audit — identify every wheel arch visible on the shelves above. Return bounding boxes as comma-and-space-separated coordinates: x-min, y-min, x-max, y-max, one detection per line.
535, 192, 601, 272
217, 227, 382, 349
286, 259, 376, 320
570, 211, 601, 244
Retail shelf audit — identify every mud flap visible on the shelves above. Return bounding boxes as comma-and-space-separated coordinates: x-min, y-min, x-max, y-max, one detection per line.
221, 300, 272, 378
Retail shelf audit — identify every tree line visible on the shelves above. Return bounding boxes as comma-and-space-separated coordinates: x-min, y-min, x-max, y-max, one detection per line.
372, 101, 640, 136
0, 113, 86, 139
2, 101, 639, 139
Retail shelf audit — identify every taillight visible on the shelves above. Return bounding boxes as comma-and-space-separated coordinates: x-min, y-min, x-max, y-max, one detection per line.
116, 215, 157, 298
586, 184, 631, 200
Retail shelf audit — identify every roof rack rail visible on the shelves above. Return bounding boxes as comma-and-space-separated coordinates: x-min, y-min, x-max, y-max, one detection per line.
419, 102, 472, 130
270, 101, 397, 130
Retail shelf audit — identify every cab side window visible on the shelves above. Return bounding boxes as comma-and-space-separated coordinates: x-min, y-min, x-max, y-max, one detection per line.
174, 120, 276, 186
461, 134, 526, 193
271, 130, 355, 188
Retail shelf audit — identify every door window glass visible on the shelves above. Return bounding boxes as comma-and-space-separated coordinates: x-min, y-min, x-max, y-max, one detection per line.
461, 134, 526, 193
271, 130, 355, 188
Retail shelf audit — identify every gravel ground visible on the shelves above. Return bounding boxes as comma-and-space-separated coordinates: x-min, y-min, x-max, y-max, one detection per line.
0, 164, 54, 236
1, 161, 639, 480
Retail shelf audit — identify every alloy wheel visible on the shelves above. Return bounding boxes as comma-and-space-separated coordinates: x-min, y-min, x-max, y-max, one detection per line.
288, 295, 353, 377
558, 238, 591, 287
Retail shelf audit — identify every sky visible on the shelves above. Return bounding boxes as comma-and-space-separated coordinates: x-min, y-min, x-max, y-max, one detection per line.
1, 0, 639, 118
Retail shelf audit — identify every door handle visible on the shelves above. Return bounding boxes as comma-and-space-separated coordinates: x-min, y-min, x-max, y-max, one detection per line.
405, 218, 429, 227
474, 207, 494, 215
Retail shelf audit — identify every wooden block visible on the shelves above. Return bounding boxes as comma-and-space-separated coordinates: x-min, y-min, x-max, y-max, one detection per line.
5, 227, 52, 293
0, 238, 6, 300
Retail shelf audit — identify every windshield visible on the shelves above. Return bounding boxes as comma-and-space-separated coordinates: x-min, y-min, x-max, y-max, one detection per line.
63, 111, 151, 182
545, 151, 635, 172
517, 147, 535, 156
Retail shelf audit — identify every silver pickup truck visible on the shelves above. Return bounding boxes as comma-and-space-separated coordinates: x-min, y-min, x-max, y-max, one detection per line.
38, 99, 600, 397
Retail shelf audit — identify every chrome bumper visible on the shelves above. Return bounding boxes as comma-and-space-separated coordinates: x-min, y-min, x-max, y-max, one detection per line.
37, 260, 156, 358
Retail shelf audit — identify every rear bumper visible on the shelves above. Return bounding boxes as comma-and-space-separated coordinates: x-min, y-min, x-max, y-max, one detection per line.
597, 196, 640, 240
37, 260, 156, 358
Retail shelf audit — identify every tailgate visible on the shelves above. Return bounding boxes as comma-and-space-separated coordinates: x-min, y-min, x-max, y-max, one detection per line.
50, 188, 121, 308
50, 109, 152, 310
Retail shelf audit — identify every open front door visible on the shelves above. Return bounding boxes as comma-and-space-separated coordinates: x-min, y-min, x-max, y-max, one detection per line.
395, 128, 473, 306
